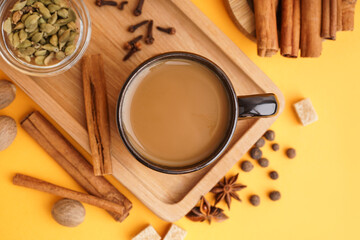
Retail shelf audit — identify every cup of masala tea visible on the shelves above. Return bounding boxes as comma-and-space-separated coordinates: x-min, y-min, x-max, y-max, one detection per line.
116, 52, 278, 174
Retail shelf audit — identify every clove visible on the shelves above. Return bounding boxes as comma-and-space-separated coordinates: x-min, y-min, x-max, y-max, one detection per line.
95, 0, 117, 7
124, 35, 143, 50
134, 0, 145, 16
102, 1, 117, 6
128, 20, 149, 33
123, 45, 141, 61
156, 26, 176, 35
145, 20, 154, 45
118, 1, 128, 10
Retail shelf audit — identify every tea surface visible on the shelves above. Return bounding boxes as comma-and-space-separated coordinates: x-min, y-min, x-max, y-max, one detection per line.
122, 59, 231, 167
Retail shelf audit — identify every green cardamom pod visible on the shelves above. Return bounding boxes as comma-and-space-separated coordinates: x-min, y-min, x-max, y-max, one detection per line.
3, 18, 12, 34
21, 13, 30, 23
50, 34, 58, 46
35, 55, 45, 65
26, 0, 36, 6
38, 17, 46, 24
25, 23, 38, 33
24, 14, 40, 27
47, 25, 60, 36
67, 22, 77, 31
23, 55, 31, 62
57, 26, 67, 37
28, 29, 39, 38
11, 1, 27, 12
40, 23, 55, 34
48, 12, 58, 24
68, 9, 77, 22
57, 9, 68, 18
31, 32, 43, 43
33, 2, 51, 19
65, 44, 75, 56
39, 38, 46, 45
53, 0, 69, 8
55, 51, 65, 60
42, 44, 59, 52
19, 29, 28, 43
13, 32, 20, 48
8, 33, 14, 47
19, 47, 36, 56
39, 0, 52, 5
44, 52, 54, 65
59, 29, 70, 49
68, 31, 78, 42
54, 18, 71, 27
48, 4, 61, 13
54, 9, 76, 27
66, 33, 78, 47
14, 22, 25, 30
35, 49, 47, 56
18, 39, 32, 49
24, 14, 40, 32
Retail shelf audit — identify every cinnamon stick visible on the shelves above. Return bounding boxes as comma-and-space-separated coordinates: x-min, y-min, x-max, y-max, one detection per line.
280, 0, 301, 57
337, 0, 343, 30
13, 174, 125, 215
342, 0, 357, 31
300, 0, 322, 57
82, 54, 112, 176
322, 0, 338, 39
253, 0, 279, 57
21, 111, 132, 222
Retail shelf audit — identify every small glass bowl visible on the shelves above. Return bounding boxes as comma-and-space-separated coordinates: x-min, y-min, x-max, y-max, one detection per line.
0, 0, 91, 76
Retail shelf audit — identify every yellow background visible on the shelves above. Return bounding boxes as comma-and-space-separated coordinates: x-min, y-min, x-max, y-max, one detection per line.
1, 0, 359, 239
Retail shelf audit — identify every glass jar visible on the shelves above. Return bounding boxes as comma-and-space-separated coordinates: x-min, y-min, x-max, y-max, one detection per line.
0, 0, 91, 76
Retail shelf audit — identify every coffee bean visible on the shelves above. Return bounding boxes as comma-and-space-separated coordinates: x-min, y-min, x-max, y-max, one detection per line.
255, 138, 265, 148
250, 147, 262, 160
269, 171, 279, 180
258, 158, 269, 168
249, 195, 260, 206
241, 160, 254, 172
286, 148, 296, 159
271, 143, 280, 151
264, 130, 275, 141
269, 191, 281, 201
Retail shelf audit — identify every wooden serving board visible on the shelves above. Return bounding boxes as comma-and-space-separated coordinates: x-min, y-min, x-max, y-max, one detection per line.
0, 0, 284, 222
225, 0, 256, 41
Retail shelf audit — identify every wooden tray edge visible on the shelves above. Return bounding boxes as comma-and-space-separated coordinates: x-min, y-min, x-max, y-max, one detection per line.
1, 0, 285, 223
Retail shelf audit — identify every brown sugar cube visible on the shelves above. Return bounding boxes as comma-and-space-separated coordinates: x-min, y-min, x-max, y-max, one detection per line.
163, 224, 187, 240
132, 225, 161, 240
293, 98, 318, 126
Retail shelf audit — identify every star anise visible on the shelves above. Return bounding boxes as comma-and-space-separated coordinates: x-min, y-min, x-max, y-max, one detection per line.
186, 196, 228, 224
211, 173, 247, 209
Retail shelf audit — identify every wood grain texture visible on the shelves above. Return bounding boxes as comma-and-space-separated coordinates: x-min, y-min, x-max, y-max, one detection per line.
0, 0, 284, 222
224, 0, 256, 41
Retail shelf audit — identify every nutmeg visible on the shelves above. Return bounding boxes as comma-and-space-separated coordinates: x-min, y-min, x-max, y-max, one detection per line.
0, 116, 17, 151
51, 198, 85, 227
0, 80, 16, 109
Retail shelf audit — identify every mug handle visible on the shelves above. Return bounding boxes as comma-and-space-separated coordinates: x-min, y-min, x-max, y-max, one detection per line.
237, 93, 278, 119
